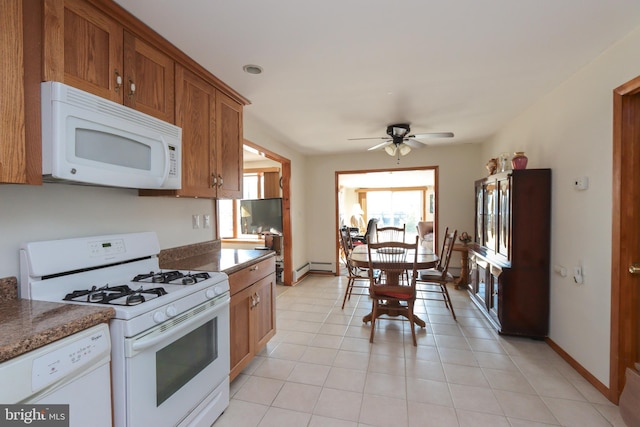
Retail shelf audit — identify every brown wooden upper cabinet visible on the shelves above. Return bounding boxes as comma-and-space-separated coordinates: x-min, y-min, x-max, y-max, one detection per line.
140, 65, 243, 199
215, 91, 243, 199
174, 65, 217, 198
43, 0, 175, 123
1, 0, 31, 184
10, 0, 247, 194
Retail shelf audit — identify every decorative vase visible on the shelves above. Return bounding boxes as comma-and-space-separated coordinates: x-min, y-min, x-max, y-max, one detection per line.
486, 158, 498, 175
511, 152, 528, 169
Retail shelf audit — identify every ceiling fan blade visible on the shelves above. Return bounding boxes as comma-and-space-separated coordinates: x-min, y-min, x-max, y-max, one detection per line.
403, 139, 427, 149
368, 140, 392, 151
408, 132, 454, 139
347, 136, 389, 141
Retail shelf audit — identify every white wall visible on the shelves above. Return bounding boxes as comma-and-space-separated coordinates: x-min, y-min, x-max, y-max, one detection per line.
304, 144, 482, 267
480, 24, 640, 386
0, 183, 215, 279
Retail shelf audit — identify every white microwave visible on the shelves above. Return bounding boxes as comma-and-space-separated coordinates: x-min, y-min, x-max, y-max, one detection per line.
41, 81, 182, 189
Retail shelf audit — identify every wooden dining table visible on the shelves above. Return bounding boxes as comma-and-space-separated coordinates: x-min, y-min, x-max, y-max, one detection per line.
348, 244, 439, 327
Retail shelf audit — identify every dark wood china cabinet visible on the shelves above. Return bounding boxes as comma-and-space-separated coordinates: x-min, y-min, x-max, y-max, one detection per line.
468, 168, 551, 338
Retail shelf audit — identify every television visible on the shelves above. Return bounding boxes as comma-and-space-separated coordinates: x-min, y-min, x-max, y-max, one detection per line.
240, 197, 283, 235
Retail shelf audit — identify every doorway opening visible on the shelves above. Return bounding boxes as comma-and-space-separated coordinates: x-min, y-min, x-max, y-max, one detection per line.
218, 140, 293, 285
335, 166, 438, 274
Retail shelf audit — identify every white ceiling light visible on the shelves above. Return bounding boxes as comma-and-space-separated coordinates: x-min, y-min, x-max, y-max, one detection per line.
242, 64, 263, 75
384, 144, 397, 156
384, 142, 412, 157
398, 144, 412, 156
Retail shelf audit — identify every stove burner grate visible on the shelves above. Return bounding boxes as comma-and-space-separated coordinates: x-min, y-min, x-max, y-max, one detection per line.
63, 284, 167, 306
132, 270, 211, 285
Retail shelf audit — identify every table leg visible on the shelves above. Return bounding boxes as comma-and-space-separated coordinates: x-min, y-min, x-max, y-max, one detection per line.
454, 247, 469, 290
361, 270, 427, 328
362, 301, 426, 328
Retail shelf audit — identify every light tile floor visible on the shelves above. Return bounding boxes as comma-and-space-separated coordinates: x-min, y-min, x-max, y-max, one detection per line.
214, 274, 624, 427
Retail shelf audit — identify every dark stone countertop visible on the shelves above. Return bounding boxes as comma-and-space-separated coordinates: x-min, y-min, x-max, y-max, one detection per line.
159, 242, 275, 275
0, 294, 114, 363
0, 276, 18, 303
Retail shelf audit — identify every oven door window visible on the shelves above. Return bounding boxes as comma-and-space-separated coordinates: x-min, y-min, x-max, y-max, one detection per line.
156, 318, 218, 406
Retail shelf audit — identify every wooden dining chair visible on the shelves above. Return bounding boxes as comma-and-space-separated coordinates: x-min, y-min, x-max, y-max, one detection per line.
375, 224, 409, 282
416, 228, 458, 319
375, 224, 406, 243
339, 227, 380, 309
366, 236, 420, 345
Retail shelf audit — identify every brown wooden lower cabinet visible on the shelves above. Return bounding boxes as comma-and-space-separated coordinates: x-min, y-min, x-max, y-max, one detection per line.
228, 256, 276, 381
468, 250, 549, 338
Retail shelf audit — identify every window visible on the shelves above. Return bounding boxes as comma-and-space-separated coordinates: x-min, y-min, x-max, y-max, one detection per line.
219, 169, 280, 239
364, 189, 425, 241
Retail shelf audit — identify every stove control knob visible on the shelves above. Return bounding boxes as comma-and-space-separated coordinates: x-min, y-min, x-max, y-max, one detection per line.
153, 311, 166, 323
166, 306, 177, 317
205, 288, 216, 299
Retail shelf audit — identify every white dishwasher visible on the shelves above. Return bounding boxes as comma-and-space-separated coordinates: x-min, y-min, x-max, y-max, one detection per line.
0, 323, 112, 427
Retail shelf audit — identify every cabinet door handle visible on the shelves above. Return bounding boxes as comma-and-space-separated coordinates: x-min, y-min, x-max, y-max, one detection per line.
114, 70, 122, 92
249, 294, 256, 308
128, 79, 136, 98
630, 263, 640, 275
255, 293, 261, 305
218, 174, 224, 188
250, 265, 259, 271
211, 174, 217, 188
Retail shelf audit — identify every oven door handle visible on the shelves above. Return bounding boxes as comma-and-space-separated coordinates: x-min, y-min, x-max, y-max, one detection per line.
128, 297, 228, 354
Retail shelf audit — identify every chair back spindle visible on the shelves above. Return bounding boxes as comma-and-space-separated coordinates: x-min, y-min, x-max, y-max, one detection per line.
375, 224, 406, 243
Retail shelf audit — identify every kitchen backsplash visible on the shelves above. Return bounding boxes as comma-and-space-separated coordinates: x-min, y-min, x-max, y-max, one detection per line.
0, 277, 18, 302
0, 183, 216, 279
159, 240, 221, 266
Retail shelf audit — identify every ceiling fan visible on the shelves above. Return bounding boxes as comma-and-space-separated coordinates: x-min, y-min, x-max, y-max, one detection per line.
348, 123, 454, 157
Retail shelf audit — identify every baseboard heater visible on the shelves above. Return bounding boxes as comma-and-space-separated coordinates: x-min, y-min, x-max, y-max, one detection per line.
310, 261, 335, 273
293, 263, 310, 282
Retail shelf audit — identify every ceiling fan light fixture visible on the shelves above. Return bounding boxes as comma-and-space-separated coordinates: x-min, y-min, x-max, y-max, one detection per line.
384, 144, 397, 156
393, 127, 407, 137
387, 123, 410, 138
399, 144, 412, 156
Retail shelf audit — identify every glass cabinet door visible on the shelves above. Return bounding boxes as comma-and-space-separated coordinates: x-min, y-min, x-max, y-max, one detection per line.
497, 177, 510, 258
488, 267, 501, 326
475, 181, 484, 244
484, 181, 497, 251
475, 261, 488, 305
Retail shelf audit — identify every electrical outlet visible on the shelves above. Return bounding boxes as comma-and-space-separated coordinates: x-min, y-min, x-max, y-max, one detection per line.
573, 176, 589, 190
573, 264, 584, 284
203, 214, 211, 229
192, 214, 200, 229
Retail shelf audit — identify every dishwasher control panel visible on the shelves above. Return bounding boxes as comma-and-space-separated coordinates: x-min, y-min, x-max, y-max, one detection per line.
32, 325, 111, 392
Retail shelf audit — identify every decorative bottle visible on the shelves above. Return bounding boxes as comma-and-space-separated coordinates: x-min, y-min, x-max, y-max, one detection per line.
499, 152, 510, 172
511, 152, 528, 169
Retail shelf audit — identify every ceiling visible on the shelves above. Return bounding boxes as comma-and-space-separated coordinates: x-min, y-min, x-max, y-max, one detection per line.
115, 0, 640, 156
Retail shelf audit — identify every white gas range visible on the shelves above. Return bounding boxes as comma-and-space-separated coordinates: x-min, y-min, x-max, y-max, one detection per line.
19, 232, 230, 427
